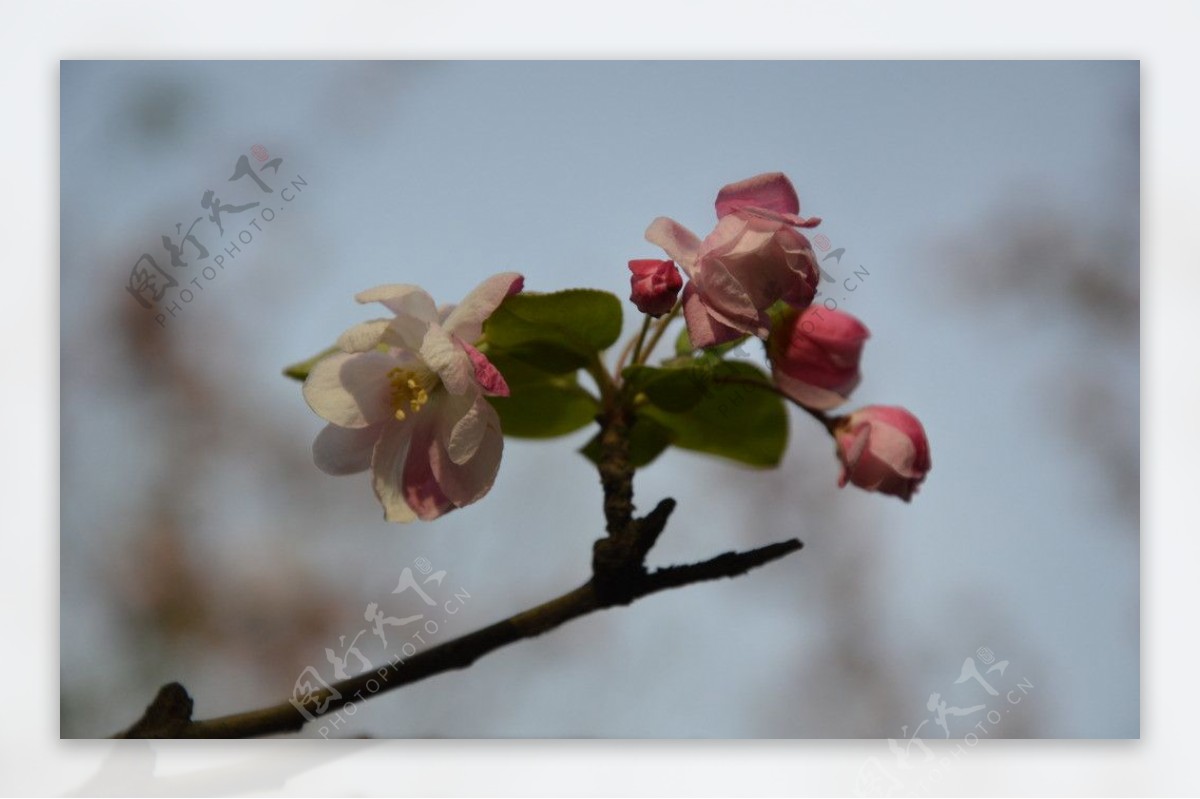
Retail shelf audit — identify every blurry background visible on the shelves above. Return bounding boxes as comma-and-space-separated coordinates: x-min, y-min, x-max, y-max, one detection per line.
60, 61, 1138, 739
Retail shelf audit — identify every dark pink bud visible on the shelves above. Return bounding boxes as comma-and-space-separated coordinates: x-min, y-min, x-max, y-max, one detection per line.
628, 258, 683, 317
768, 307, 869, 410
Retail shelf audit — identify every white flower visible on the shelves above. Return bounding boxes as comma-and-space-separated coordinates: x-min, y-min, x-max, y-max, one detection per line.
303, 273, 523, 522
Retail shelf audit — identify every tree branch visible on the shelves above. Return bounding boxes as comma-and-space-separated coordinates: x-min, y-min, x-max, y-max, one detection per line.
115, 536, 802, 739
115, 352, 806, 739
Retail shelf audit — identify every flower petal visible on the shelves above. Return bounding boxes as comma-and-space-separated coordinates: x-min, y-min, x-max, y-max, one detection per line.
836, 425, 871, 488
437, 391, 489, 465
370, 422, 419, 523
443, 272, 525, 344
645, 217, 702, 276
336, 318, 392, 353
856, 408, 931, 478
681, 283, 750, 349
715, 174, 821, 227
401, 417, 456, 520
355, 284, 439, 321
432, 401, 503, 507
693, 257, 767, 336
773, 369, 859, 411
303, 351, 399, 428
419, 323, 473, 395
313, 423, 380, 475
462, 341, 509, 396
715, 172, 800, 219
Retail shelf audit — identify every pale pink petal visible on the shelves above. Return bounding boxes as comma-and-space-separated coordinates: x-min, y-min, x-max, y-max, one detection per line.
836, 426, 871, 488
773, 370, 858, 411
303, 351, 399, 428
776, 229, 821, 306
715, 172, 800, 219
370, 423, 419, 523
419, 323, 473, 395
693, 258, 769, 336
682, 283, 749, 349
853, 408, 931, 478
462, 341, 509, 397
844, 450, 894, 492
443, 272, 525, 344
864, 422, 916, 472
313, 423, 380, 475
431, 401, 503, 507
336, 319, 392, 353
701, 218, 798, 312
701, 213, 770, 258
387, 315, 433, 352
645, 217, 702, 276
401, 417, 456, 520
355, 284, 439, 321
436, 391, 489, 466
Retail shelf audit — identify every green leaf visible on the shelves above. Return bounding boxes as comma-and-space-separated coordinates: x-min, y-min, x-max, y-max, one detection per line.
483, 289, 622, 372
640, 361, 787, 467
487, 385, 599, 439
580, 413, 674, 469
622, 363, 711, 413
485, 352, 599, 439
282, 345, 340, 382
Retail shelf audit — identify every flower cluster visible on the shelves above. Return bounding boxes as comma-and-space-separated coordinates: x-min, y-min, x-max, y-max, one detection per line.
641, 172, 931, 502
297, 171, 930, 522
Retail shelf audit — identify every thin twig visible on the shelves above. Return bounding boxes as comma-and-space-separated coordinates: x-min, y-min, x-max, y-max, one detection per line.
616, 315, 653, 375
634, 302, 682, 366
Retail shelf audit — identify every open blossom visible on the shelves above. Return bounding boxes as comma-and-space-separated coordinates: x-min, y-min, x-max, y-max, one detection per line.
628, 258, 683, 316
768, 306, 869, 410
302, 273, 524, 522
645, 172, 821, 348
834, 406, 931, 502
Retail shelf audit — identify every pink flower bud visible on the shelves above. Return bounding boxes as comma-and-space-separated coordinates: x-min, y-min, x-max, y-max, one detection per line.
628, 258, 683, 317
768, 307, 869, 410
834, 406, 931, 502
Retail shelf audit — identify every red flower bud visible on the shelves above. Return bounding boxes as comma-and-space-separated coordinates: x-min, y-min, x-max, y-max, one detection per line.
768, 307, 869, 410
628, 258, 683, 317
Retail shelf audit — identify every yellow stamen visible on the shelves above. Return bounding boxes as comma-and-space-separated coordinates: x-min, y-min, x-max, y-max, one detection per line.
388, 367, 436, 421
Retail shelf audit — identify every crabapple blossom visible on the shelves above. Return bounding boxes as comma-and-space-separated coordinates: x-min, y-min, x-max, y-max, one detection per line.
303, 272, 523, 522
645, 172, 821, 348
